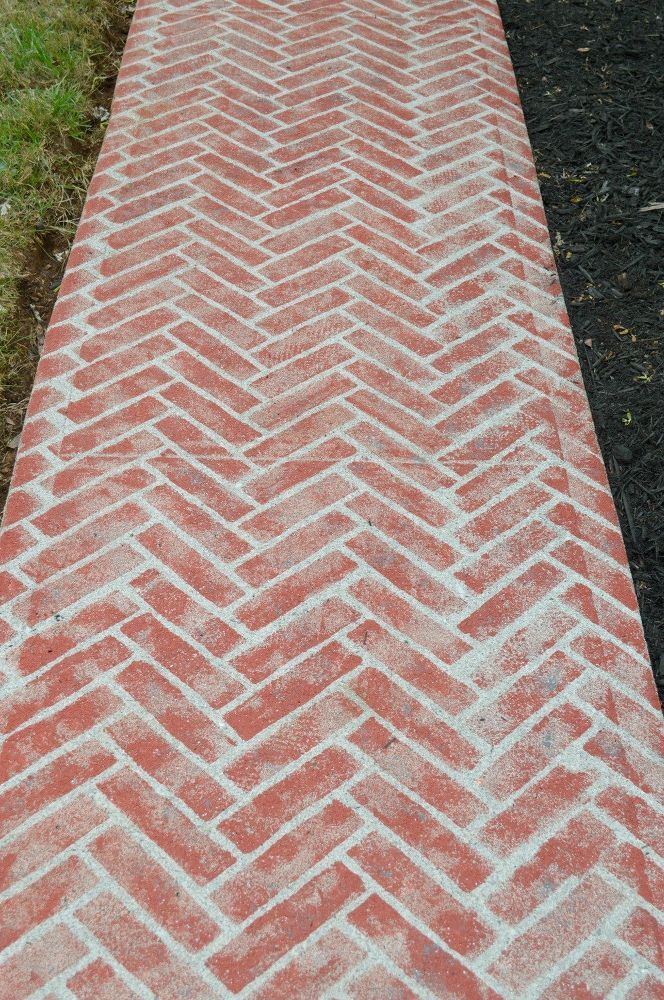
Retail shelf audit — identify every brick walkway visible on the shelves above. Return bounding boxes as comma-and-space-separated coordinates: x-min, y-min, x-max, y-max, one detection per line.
1, 0, 663, 996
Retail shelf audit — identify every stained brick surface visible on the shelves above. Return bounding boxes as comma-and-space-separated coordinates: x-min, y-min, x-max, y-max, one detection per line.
0, 0, 663, 996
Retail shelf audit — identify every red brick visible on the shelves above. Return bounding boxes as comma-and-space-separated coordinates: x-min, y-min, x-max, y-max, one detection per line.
225, 691, 361, 790
572, 632, 660, 706
232, 598, 358, 685
219, 747, 357, 852
242, 473, 353, 542
122, 613, 242, 707
547, 501, 627, 564
214, 799, 360, 920
100, 768, 233, 884
541, 943, 631, 1000
626, 976, 664, 1000
470, 650, 582, 744
350, 387, 446, 453
246, 402, 354, 463
352, 773, 492, 891
487, 811, 614, 922
350, 832, 494, 957
565, 582, 647, 654
64, 366, 172, 424
349, 895, 500, 999
0, 856, 96, 951
619, 907, 664, 969
145, 482, 250, 559
490, 875, 624, 991
347, 530, 462, 616
0, 742, 114, 840
0, 0, 658, 985
479, 703, 593, 798
457, 520, 557, 595
135, 522, 243, 607
169, 319, 259, 377
226, 641, 360, 739
12, 545, 143, 628
45, 443, 157, 500
237, 511, 353, 586
349, 358, 441, 419
76, 893, 216, 1000
257, 372, 355, 433
480, 767, 594, 856
351, 667, 479, 771
0, 687, 121, 784
348, 300, 439, 356
553, 538, 637, 609
0, 926, 87, 1000
350, 577, 471, 665
348, 619, 475, 714
0, 795, 106, 893
167, 350, 260, 411
246, 437, 355, 504
470, 607, 576, 689
605, 840, 664, 908
349, 421, 455, 492
237, 551, 356, 630
437, 382, 531, 449
442, 406, 539, 468
350, 717, 485, 827
434, 350, 520, 407
154, 415, 250, 481
90, 826, 219, 949
580, 677, 664, 758
0, 525, 37, 564
68, 959, 140, 1000
348, 492, 456, 572
108, 712, 232, 819
77, 306, 177, 361
59, 398, 166, 456
148, 452, 252, 520
130, 569, 241, 660
117, 660, 234, 762
7, 596, 134, 677
347, 965, 417, 1000
22, 504, 149, 583
459, 561, 563, 639
595, 786, 664, 856
252, 928, 365, 1000
349, 460, 452, 528
208, 863, 363, 991
539, 461, 619, 521
584, 729, 663, 798
0, 636, 128, 734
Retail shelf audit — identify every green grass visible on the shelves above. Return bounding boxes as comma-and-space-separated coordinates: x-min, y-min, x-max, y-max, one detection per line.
0, 0, 131, 494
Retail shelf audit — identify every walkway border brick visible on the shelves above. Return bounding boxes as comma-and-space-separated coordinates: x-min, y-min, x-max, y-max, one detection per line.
0, 0, 662, 996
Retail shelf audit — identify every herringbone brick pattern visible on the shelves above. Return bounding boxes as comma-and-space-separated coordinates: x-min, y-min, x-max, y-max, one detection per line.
0, 0, 662, 996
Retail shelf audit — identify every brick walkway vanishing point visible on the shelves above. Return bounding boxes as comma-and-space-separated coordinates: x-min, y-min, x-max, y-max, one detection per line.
0, 0, 662, 997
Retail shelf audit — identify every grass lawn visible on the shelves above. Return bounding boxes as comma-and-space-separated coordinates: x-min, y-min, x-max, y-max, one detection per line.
0, 0, 132, 505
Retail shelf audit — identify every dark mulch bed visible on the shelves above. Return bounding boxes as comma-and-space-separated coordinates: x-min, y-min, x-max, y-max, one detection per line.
499, 0, 664, 701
